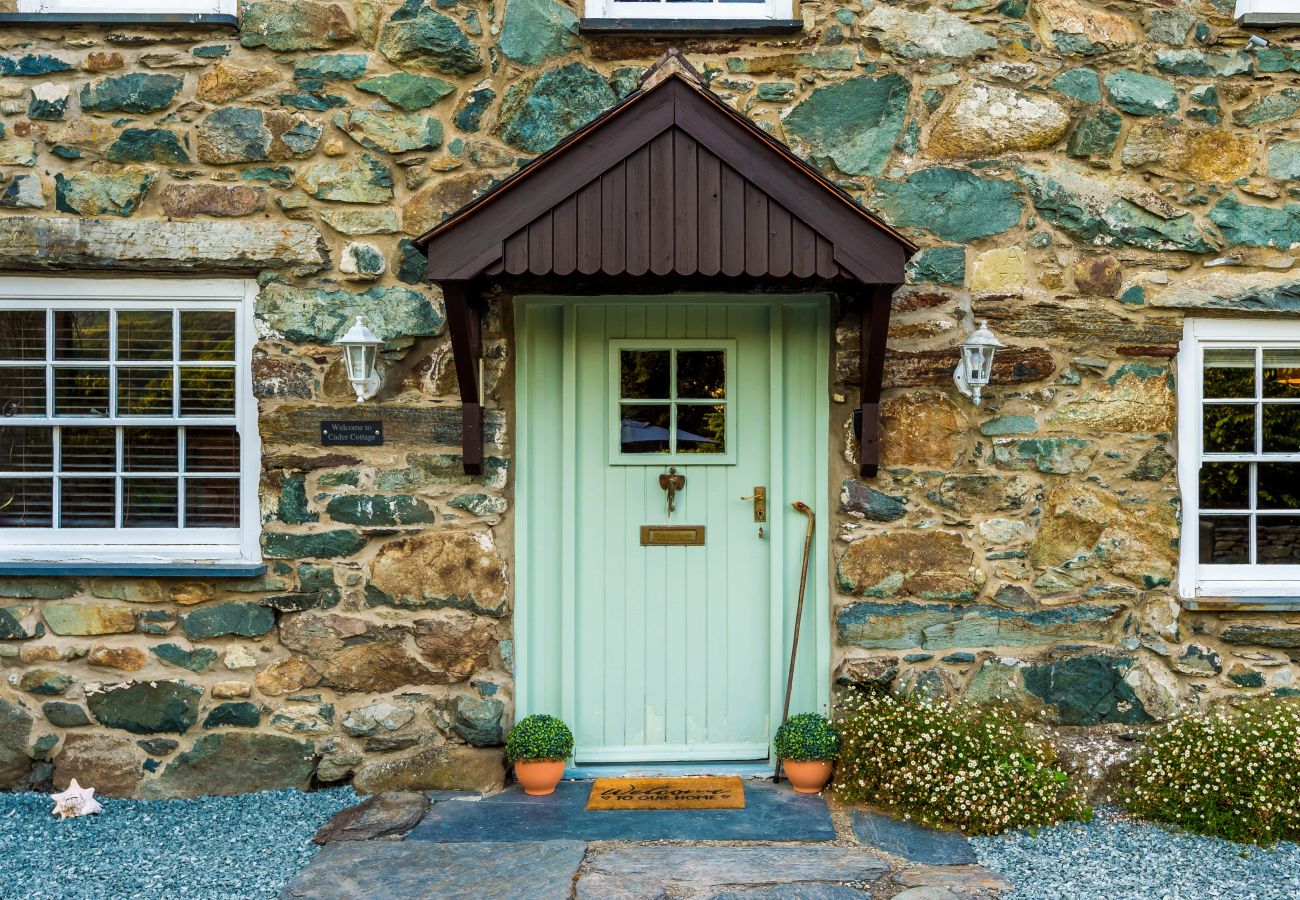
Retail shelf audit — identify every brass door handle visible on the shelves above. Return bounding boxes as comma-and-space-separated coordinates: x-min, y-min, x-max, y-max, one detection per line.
741, 486, 767, 522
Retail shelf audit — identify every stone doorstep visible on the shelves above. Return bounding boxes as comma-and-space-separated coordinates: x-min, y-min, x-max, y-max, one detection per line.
847, 808, 979, 866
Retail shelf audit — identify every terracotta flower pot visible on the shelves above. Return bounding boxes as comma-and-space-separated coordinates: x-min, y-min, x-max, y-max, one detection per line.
514, 759, 566, 795
783, 760, 833, 794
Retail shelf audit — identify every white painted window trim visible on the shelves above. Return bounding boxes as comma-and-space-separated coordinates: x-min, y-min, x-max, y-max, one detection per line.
17, 0, 235, 14
1177, 317, 1300, 600
0, 276, 261, 565
585, 0, 790, 21
1234, 0, 1300, 25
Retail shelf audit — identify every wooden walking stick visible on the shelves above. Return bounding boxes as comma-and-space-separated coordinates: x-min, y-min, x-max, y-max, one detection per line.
775, 500, 816, 783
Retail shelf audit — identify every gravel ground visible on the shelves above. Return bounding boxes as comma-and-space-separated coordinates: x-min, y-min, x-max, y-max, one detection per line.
970, 807, 1300, 900
0, 787, 356, 900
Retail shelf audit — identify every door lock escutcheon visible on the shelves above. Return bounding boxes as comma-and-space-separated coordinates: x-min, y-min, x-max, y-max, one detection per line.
741, 486, 767, 522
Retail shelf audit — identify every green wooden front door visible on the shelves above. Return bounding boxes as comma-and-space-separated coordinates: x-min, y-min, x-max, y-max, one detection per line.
516, 296, 831, 765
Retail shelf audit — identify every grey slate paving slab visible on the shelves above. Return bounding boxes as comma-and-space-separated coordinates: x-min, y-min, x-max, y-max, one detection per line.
848, 809, 977, 865
583, 846, 891, 888
406, 779, 835, 843
280, 839, 586, 900
709, 885, 870, 898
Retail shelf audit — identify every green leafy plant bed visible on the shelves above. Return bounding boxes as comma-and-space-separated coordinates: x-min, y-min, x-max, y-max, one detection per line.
505, 713, 574, 763
832, 688, 1091, 835
1123, 699, 1300, 846
775, 712, 840, 761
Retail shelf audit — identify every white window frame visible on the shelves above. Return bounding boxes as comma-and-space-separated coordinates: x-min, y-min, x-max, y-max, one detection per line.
1234, 0, 1300, 26
584, 0, 791, 21
1177, 317, 1300, 599
17, 0, 236, 14
0, 277, 261, 565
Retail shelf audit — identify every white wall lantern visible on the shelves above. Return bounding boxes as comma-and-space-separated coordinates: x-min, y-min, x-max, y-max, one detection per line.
336, 316, 383, 402
953, 320, 1004, 406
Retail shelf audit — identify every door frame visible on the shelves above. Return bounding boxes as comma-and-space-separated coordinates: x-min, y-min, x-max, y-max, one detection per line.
514, 293, 831, 765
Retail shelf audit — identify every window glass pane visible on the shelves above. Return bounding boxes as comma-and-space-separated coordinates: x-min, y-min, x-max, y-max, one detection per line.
676, 404, 726, 454
0, 477, 53, 527
60, 427, 115, 472
59, 477, 115, 527
0, 367, 47, 416
1262, 404, 1300, 453
1202, 404, 1254, 454
53, 368, 109, 417
0, 310, 46, 359
123, 478, 178, 528
1258, 515, 1300, 564
124, 428, 178, 472
1263, 348, 1300, 399
1257, 463, 1300, 510
0, 428, 53, 472
677, 350, 725, 399
185, 478, 239, 527
619, 404, 671, 454
1199, 461, 1249, 509
185, 427, 239, 472
179, 367, 235, 416
53, 310, 109, 360
1203, 348, 1255, 399
620, 351, 670, 399
180, 311, 235, 362
1199, 516, 1249, 564
117, 310, 173, 361
117, 367, 174, 416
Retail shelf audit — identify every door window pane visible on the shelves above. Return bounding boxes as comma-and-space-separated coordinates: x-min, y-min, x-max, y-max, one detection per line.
53, 368, 110, 417
676, 404, 725, 454
117, 367, 174, 416
123, 478, 178, 527
0, 477, 53, 527
185, 426, 239, 472
1262, 404, 1300, 453
1203, 404, 1254, 454
1258, 516, 1300, 564
1199, 461, 1250, 509
677, 351, 725, 399
0, 310, 46, 359
60, 428, 115, 472
0, 367, 47, 416
1199, 516, 1250, 564
117, 310, 173, 361
620, 350, 670, 399
620, 404, 671, 454
60, 477, 115, 527
53, 310, 109, 360
124, 428, 178, 472
185, 478, 239, 527
179, 367, 235, 415
1203, 348, 1255, 399
180, 311, 235, 361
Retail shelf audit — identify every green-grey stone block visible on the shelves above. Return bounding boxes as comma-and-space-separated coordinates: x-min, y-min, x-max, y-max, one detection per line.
42, 701, 91, 728
80, 73, 182, 113
782, 75, 910, 177
261, 529, 368, 560
1049, 68, 1100, 104
355, 72, 455, 111
203, 701, 261, 729
498, 63, 616, 154
871, 168, 1023, 242
498, 0, 579, 66
180, 603, 277, 641
86, 680, 203, 735
905, 246, 965, 285
326, 494, 436, 526
152, 643, 220, 674
1104, 70, 1178, 116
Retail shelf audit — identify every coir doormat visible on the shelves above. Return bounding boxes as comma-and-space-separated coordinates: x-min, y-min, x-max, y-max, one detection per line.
586, 776, 746, 810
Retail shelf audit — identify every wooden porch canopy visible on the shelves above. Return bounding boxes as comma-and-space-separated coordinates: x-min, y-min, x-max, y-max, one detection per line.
414, 50, 915, 478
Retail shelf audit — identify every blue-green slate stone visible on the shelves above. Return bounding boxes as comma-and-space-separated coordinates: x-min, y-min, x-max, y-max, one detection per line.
1104, 70, 1178, 116
260, 529, 369, 559
203, 702, 261, 729
86, 680, 203, 735
1067, 110, 1121, 161
0, 54, 72, 76
379, 0, 484, 76
1268, 142, 1300, 180
180, 603, 276, 641
1049, 68, 1101, 104
80, 73, 183, 114
498, 0, 580, 66
295, 54, 369, 82
1022, 655, 1151, 726
905, 246, 965, 285
870, 168, 1023, 242
979, 415, 1036, 436
107, 128, 190, 164
498, 63, 616, 154
42, 701, 91, 728
325, 494, 436, 526
356, 73, 455, 111
454, 86, 495, 133
782, 75, 910, 177
1208, 196, 1300, 249
152, 643, 220, 674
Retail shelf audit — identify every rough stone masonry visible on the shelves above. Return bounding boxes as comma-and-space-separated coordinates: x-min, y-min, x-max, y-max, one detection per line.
1, 0, 1299, 798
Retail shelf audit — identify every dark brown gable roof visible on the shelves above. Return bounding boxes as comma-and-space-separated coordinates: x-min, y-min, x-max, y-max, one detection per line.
415, 60, 914, 285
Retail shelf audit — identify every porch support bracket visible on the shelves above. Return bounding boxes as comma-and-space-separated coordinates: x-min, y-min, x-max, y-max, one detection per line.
858, 284, 895, 479
441, 280, 485, 475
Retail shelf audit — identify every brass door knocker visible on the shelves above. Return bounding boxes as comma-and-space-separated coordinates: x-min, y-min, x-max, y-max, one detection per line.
658, 467, 685, 516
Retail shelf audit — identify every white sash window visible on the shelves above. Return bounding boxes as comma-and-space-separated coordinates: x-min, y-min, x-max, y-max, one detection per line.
16, 1, 236, 13
0, 278, 259, 564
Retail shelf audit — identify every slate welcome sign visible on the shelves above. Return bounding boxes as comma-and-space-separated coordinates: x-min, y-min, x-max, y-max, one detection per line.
320, 420, 383, 446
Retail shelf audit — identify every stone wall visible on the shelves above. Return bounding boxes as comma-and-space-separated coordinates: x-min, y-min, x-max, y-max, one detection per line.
1, 0, 1299, 796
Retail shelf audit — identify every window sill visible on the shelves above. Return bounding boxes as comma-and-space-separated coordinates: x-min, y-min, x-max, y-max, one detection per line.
0, 12, 238, 27
1180, 597, 1300, 612
579, 17, 803, 34
0, 560, 265, 578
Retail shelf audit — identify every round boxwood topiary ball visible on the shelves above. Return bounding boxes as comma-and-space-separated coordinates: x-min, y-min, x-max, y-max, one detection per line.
505, 713, 575, 763
774, 712, 840, 762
